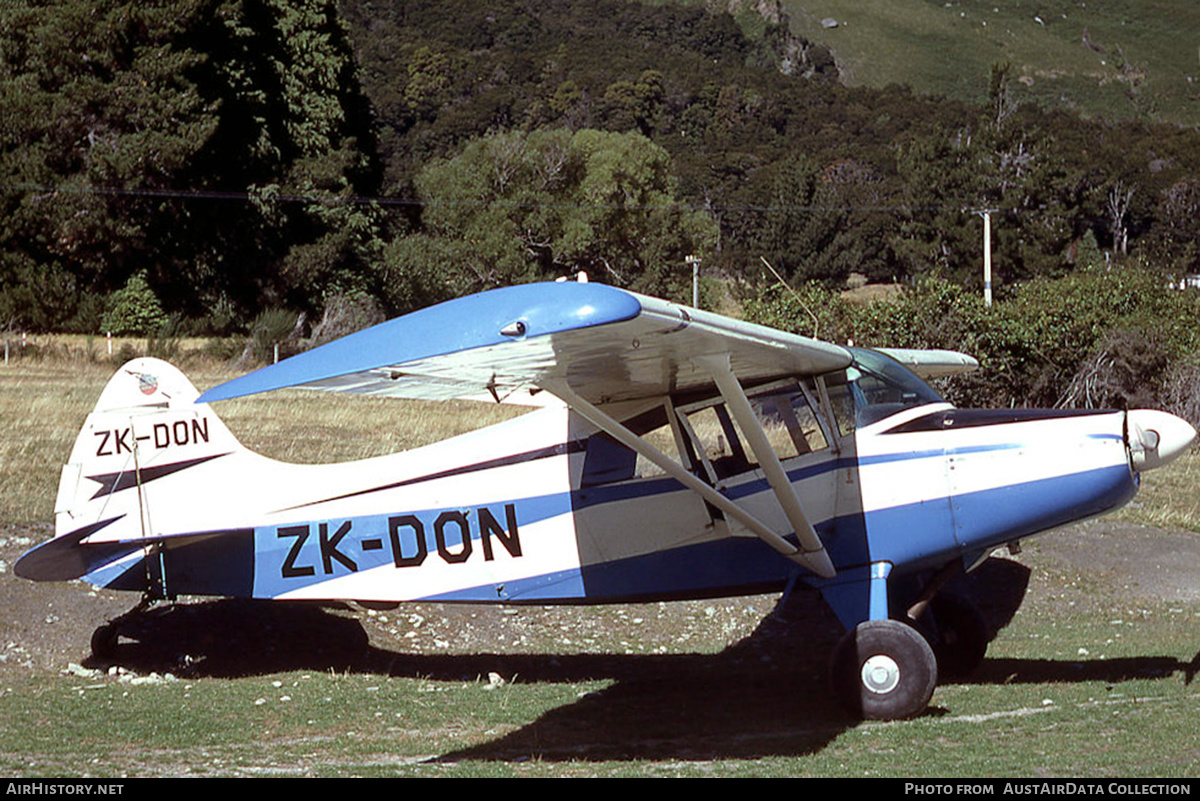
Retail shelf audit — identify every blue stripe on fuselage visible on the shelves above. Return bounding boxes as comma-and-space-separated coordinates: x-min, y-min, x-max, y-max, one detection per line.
397, 462, 1138, 606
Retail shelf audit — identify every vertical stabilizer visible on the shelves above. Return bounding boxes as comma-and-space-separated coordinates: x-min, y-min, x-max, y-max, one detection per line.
53, 358, 246, 543
19, 358, 253, 583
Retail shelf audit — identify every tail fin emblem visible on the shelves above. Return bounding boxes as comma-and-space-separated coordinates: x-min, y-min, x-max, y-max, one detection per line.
126, 370, 158, 396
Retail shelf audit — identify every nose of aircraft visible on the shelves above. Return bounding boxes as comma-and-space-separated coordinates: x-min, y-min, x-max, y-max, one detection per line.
1127, 409, 1197, 472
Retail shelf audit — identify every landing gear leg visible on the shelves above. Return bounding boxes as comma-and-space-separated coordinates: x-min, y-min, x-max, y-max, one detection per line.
830, 618, 938, 720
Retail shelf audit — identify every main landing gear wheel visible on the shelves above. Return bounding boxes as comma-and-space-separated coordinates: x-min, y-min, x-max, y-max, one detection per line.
830, 619, 938, 720
922, 594, 989, 678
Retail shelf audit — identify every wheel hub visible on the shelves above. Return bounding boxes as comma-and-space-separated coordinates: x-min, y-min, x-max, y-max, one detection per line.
861, 654, 900, 694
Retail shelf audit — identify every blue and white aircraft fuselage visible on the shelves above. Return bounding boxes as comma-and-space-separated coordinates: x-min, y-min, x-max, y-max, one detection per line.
16, 281, 1195, 720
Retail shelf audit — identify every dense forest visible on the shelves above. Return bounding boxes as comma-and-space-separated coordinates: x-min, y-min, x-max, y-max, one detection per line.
3, 0, 1200, 355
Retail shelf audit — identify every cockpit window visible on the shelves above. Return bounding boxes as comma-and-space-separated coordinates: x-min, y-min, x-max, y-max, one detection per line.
579, 349, 944, 487
824, 348, 944, 435
675, 381, 832, 481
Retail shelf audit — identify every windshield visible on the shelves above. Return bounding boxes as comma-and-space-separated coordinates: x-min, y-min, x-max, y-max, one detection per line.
825, 348, 945, 433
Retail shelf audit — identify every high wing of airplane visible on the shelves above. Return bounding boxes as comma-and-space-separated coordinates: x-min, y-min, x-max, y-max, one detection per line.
16, 280, 1197, 721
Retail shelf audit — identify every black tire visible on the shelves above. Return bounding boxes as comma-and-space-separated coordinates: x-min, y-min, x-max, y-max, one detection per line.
830, 619, 938, 720
91, 623, 118, 659
922, 593, 989, 678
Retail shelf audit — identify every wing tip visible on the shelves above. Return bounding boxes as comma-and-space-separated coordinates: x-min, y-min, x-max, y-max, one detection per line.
199, 282, 645, 403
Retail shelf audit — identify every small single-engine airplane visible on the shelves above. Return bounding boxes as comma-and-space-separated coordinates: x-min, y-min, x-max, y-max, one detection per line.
16, 280, 1197, 719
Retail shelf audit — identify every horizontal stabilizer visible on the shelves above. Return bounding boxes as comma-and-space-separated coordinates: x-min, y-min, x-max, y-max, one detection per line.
14, 518, 137, 582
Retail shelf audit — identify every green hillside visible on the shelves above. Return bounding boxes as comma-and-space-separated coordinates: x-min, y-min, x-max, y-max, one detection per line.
6, 0, 1200, 337
785, 0, 1200, 126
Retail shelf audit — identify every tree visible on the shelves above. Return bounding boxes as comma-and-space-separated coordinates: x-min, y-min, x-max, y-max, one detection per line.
0, 1, 214, 329
400, 128, 717, 302
1106, 180, 1136, 259
601, 70, 665, 135
0, 0, 383, 330
1142, 178, 1200, 275
761, 156, 846, 284
893, 110, 1072, 289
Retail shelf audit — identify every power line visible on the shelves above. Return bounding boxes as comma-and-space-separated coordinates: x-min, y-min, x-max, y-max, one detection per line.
0, 182, 1071, 216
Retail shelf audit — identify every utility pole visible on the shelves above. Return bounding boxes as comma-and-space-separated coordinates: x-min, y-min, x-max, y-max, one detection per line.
686, 255, 702, 308
976, 210, 996, 307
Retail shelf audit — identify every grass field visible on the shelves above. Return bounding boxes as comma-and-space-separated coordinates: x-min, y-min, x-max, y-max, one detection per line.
1, 347, 1198, 777
786, 0, 1200, 125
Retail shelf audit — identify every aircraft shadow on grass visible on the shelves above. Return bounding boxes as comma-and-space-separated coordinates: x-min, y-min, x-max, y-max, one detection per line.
80, 557, 1200, 762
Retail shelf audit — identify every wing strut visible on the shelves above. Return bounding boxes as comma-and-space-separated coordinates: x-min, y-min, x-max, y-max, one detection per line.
694, 355, 835, 578
545, 381, 836, 579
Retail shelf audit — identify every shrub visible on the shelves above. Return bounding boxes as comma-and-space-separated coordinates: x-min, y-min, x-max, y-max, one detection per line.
744, 269, 1200, 411
241, 308, 304, 366
1161, 359, 1200, 429
101, 273, 167, 336
308, 292, 386, 348
1059, 328, 1170, 410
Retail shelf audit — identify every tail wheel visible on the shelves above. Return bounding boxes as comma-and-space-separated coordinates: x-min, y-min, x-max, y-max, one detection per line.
830, 619, 938, 720
91, 622, 119, 659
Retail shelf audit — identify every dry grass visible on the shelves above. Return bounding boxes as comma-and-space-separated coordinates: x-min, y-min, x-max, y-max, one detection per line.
0, 361, 112, 525
839, 283, 904, 306
217, 392, 525, 464
1116, 446, 1200, 533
